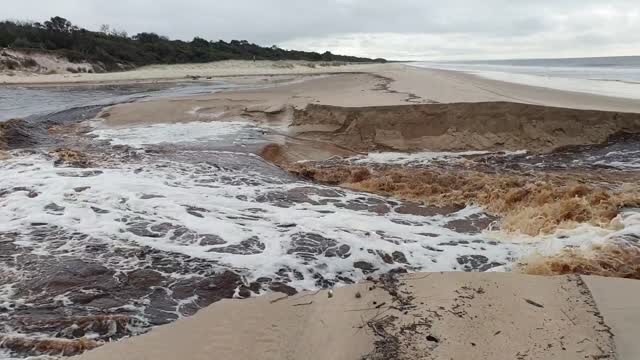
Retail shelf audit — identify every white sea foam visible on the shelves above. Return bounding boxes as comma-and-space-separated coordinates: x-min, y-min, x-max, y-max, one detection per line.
0, 349, 54, 360
410, 62, 640, 100
89, 121, 255, 147
589, 150, 640, 170
3, 120, 635, 292
0, 152, 502, 288
347, 150, 525, 166
185, 107, 227, 120
1, 149, 632, 291
468, 70, 640, 100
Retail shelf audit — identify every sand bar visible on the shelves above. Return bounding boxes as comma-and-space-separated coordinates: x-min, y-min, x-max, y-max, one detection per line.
4, 62, 640, 113
88, 65, 640, 155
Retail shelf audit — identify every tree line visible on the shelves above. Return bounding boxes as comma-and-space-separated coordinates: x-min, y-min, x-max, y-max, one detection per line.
0, 17, 385, 71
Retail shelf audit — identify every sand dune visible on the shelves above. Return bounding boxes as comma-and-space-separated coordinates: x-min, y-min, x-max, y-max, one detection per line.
0, 60, 383, 85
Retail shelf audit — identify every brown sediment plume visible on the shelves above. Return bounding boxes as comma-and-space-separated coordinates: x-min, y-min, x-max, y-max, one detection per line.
0, 335, 101, 356
280, 158, 640, 235
0, 118, 48, 150
519, 241, 640, 279
290, 103, 640, 153
259, 143, 289, 166
19, 315, 131, 335
0, 119, 33, 149
49, 148, 91, 168
0, 315, 132, 356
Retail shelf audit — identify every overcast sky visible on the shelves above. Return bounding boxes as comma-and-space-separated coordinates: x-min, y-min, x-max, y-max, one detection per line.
3, 0, 639, 60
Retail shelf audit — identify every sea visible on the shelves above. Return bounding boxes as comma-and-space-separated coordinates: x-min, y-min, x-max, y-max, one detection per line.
411, 56, 640, 100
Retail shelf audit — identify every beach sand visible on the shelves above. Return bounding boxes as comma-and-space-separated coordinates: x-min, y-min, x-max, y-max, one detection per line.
87, 64, 640, 155
73, 272, 640, 360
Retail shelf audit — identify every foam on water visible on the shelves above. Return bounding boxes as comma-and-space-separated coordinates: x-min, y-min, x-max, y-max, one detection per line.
0, 350, 53, 360
89, 121, 256, 147
592, 150, 640, 170
4, 121, 632, 287
347, 150, 511, 166
345, 150, 527, 167
411, 58, 640, 100
2, 118, 637, 358
460, 70, 640, 99
1, 150, 630, 291
0, 152, 515, 289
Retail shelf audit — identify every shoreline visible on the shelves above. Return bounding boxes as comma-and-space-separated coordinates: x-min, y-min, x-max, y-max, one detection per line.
72, 272, 639, 360
4, 62, 640, 116
405, 62, 640, 100
376, 66, 640, 113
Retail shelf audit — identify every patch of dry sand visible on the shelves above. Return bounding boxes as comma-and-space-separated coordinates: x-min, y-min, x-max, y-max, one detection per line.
97, 73, 409, 127
0, 49, 95, 76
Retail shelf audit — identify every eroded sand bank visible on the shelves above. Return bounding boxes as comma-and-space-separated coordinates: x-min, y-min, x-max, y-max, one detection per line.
290, 102, 640, 152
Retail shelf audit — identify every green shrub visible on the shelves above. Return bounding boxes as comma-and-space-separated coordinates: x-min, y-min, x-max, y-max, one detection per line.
0, 17, 385, 72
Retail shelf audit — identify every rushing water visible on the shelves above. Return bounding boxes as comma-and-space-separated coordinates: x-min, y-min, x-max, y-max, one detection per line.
412, 56, 640, 99
1, 81, 639, 359
0, 81, 245, 122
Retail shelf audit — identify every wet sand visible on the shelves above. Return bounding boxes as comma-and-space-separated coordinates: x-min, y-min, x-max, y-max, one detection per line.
74, 272, 640, 360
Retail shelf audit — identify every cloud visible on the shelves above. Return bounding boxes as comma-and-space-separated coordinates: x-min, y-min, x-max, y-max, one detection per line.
3, 0, 639, 59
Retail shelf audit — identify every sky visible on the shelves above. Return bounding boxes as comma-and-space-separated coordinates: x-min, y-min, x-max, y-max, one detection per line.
3, 0, 639, 60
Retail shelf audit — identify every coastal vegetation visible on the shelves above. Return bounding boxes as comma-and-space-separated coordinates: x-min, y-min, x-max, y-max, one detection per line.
0, 17, 385, 71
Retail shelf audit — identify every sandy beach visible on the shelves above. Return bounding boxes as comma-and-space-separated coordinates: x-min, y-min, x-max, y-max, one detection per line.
87, 63, 640, 157
2, 61, 640, 360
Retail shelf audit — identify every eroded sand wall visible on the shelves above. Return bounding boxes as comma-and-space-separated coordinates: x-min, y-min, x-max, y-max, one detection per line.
291, 102, 640, 152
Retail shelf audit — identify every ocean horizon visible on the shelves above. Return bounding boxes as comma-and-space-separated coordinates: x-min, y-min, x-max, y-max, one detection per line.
411, 55, 640, 99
